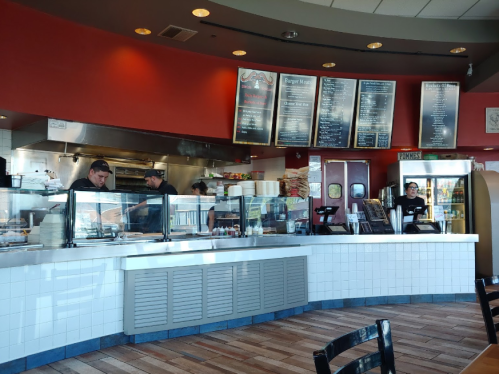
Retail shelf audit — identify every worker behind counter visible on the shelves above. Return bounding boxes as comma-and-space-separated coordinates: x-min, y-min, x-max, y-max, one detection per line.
192, 181, 215, 232
394, 181, 425, 219
69, 160, 112, 191
125, 170, 178, 233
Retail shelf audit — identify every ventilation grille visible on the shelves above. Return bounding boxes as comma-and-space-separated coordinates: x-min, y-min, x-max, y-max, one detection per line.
287, 258, 306, 304
237, 263, 261, 313
158, 25, 197, 42
263, 260, 284, 309
173, 269, 203, 323
207, 266, 233, 318
134, 272, 168, 329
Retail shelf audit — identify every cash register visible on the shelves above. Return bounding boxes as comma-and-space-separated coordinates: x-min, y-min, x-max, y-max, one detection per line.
313, 206, 350, 235
361, 199, 394, 234
403, 205, 441, 234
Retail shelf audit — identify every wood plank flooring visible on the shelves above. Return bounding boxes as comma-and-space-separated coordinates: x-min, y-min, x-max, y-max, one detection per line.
21, 299, 496, 374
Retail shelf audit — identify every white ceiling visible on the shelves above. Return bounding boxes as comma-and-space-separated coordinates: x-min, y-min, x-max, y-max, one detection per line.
300, 0, 499, 19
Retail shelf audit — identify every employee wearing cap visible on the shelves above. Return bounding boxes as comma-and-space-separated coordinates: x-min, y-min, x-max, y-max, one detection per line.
69, 160, 112, 191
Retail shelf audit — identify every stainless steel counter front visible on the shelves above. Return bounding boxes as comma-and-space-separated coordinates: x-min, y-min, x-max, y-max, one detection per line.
0, 234, 479, 269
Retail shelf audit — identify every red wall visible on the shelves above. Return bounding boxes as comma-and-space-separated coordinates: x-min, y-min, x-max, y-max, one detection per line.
2, 0, 499, 147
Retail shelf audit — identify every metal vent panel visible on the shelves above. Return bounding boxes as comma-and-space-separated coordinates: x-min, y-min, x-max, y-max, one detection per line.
287, 258, 307, 304
173, 269, 203, 323
158, 25, 197, 42
207, 266, 233, 318
263, 261, 284, 309
133, 272, 167, 329
237, 263, 261, 313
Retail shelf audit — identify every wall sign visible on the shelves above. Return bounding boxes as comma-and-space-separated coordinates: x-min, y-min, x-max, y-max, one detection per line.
418, 81, 460, 149
314, 77, 357, 148
486, 108, 499, 133
275, 74, 317, 147
353, 80, 396, 149
397, 151, 422, 160
232, 68, 278, 146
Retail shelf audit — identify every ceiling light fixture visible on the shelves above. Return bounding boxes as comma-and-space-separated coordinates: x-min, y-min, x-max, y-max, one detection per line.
192, 9, 210, 17
0, 115, 7, 120
484, 148, 494, 150
367, 42, 382, 49
281, 31, 298, 39
450, 47, 466, 54
322, 62, 336, 68
232, 50, 246, 56
276, 147, 287, 149
250, 155, 258, 158
135, 28, 151, 35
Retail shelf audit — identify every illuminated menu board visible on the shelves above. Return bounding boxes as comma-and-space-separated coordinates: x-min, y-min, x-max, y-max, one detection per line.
353, 80, 396, 149
314, 77, 357, 148
275, 74, 317, 147
419, 82, 460, 149
232, 68, 278, 146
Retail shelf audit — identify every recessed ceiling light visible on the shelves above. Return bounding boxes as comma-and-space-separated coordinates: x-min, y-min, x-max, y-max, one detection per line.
282, 31, 298, 39
450, 47, 466, 54
322, 62, 336, 68
367, 42, 382, 49
232, 50, 246, 56
192, 9, 210, 17
250, 155, 258, 158
135, 28, 151, 35
0, 115, 7, 120
484, 148, 494, 150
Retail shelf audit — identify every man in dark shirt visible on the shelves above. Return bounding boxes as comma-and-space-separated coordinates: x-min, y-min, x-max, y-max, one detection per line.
69, 160, 112, 191
144, 170, 178, 195
394, 182, 425, 218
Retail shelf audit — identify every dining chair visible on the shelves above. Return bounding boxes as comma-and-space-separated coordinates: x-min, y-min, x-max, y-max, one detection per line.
475, 276, 499, 344
312, 319, 396, 374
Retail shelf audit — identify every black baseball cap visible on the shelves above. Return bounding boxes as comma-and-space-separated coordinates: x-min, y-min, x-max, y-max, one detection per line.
144, 170, 163, 178
90, 160, 112, 174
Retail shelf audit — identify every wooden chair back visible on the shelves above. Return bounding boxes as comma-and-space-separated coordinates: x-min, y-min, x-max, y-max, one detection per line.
313, 319, 396, 374
475, 276, 499, 344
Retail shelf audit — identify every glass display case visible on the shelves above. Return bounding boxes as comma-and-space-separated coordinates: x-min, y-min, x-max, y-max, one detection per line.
0, 188, 68, 250
168, 195, 242, 239
72, 190, 165, 245
243, 197, 312, 235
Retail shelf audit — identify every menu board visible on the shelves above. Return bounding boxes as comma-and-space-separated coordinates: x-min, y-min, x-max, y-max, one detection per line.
353, 80, 396, 149
275, 74, 317, 147
314, 77, 357, 148
418, 82, 460, 149
233, 68, 278, 146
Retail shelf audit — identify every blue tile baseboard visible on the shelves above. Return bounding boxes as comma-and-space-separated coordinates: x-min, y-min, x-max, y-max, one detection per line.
0, 292, 476, 374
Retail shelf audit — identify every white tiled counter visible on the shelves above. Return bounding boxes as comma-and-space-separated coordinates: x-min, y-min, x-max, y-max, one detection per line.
0, 234, 478, 372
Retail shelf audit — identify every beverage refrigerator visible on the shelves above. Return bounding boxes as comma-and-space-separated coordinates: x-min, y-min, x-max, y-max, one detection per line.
387, 160, 472, 234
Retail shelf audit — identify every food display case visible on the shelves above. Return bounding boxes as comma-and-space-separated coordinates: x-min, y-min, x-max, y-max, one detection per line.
168, 195, 242, 239
243, 196, 312, 235
71, 190, 165, 245
0, 188, 68, 250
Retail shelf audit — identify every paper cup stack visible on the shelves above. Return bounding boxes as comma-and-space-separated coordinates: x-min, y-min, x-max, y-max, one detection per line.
256, 181, 280, 197
237, 181, 255, 196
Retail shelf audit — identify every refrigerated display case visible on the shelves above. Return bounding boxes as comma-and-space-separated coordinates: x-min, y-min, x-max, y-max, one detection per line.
387, 160, 472, 234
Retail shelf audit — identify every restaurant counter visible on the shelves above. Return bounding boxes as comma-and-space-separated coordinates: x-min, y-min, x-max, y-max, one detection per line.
0, 234, 478, 370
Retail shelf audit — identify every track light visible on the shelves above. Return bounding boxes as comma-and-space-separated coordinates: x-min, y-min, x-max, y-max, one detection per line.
467, 63, 473, 77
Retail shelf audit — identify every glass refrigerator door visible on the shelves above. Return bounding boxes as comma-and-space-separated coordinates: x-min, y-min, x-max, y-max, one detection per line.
435, 177, 466, 234
402, 177, 434, 222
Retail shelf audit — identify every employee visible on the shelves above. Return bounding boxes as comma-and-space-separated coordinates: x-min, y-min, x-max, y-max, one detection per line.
192, 181, 215, 231
394, 182, 425, 217
69, 160, 112, 191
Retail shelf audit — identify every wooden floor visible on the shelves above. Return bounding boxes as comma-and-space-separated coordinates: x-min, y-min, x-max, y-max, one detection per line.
22, 300, 494, 374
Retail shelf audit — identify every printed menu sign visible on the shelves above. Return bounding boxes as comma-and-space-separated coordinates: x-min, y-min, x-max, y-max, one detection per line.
314, 77, 357, 148
353, 80, 396, 149
418, 82, 460, 149
233, 68, 278, 146
275, 74, 317, 147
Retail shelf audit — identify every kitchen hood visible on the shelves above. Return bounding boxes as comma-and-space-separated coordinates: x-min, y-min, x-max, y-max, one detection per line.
12, 119, 250, 167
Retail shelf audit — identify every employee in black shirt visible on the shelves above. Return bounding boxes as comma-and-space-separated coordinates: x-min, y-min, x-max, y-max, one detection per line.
394, 182, 425, 218
144, 170, 178, 195
69, 160, 112, 191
